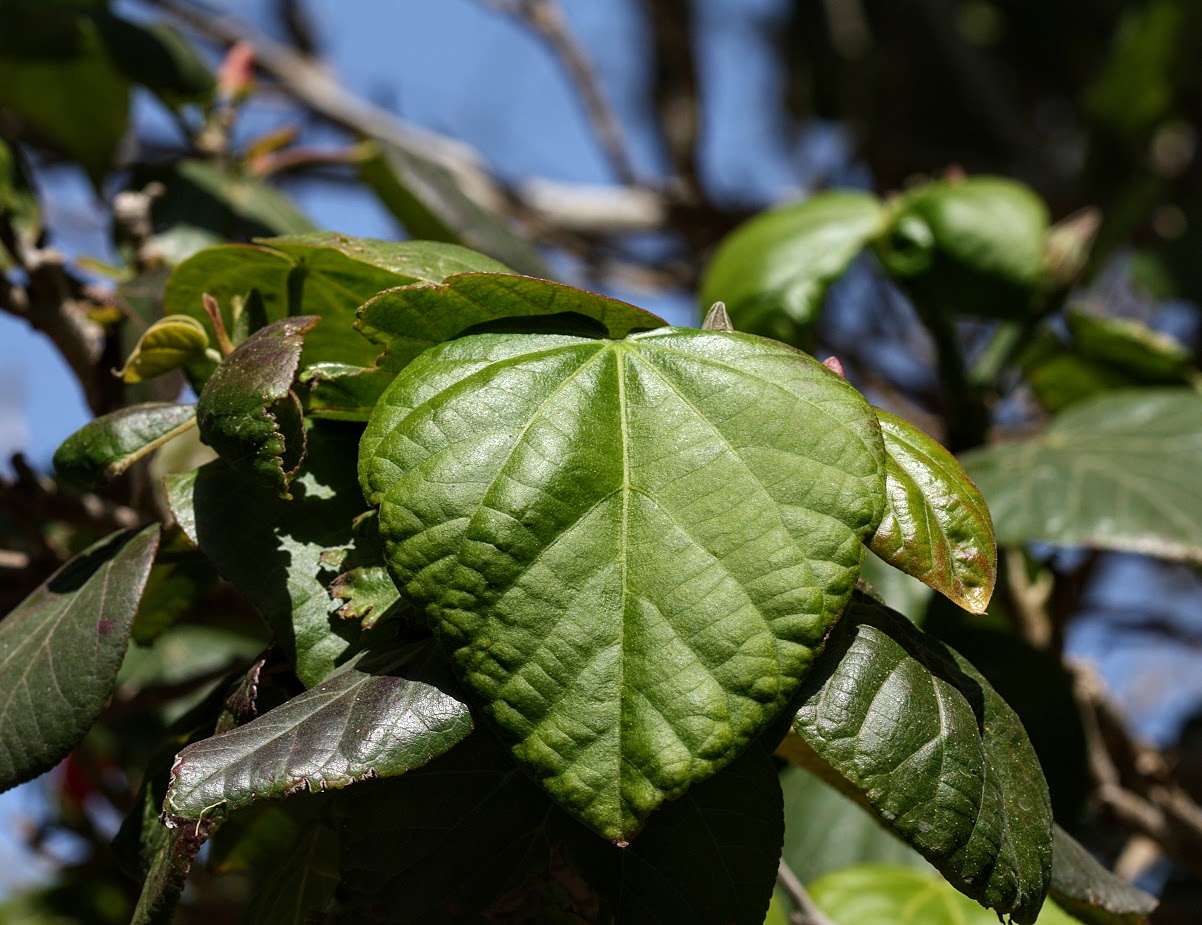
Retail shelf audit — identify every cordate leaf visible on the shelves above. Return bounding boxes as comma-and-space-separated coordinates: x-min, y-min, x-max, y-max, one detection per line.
165, 423, 365, 687
53, 402, 197, 489
115, 315, 211, 384
196, 316, 319, 498
0, 525, 160, 794
698, 191, 884, 347
869, 408, 996, 613
360, 324, 886, 841
962, 389, 1202, 564
876, 176, 1048, 318
164, 638, 472, 823
355, 272, 667, 375
1049, 824, 1157, 925
809, 865, 1076, 925
788, 594, 1053, 923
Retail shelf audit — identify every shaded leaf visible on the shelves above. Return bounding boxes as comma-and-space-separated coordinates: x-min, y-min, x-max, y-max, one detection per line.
357, 139, 549, 277
53, 402, 197, 489
164, 638, 472, 822
809, 865, 1076, 925
164, 424, 366, 686
869, 408, 996, 613
357, 272, 667, 376
300, 363, 394, 422
196, 316, 318, 498
173, 159, 314, 236
0, 525, 159, 793
360, 324, 886, 841
0, 136, 40, 267
698, 191, 884, 346
97, 16, 213, 105
245, 822, 340, 925
115, 315, 211, 383
129, 527, 218, 645
323, 512, 406, 628
877, 176, 1048, 318
789, 594, 1053, 923
962, 389, 1202, 563
1049, 824, 1157, 925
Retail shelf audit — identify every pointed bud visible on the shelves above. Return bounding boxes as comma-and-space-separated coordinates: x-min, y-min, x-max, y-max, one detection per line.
822, 355, 845, 377
701, 301, 734, 332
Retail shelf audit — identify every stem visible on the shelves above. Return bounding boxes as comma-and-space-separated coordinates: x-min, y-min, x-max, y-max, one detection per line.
777, 859, 837, 925
914, 299, 988, 451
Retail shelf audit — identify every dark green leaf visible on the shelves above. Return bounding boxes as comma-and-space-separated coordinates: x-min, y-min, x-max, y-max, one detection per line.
357, 272, 667, 377
0, 136, 40, 267
698, 191, 884, 346
115, 315, 211, 383
0, 525, 159, 793
357, 139, 550, 277
0, 13, 129, 182
790, 594, 1053, 923
96, 16, 213, 105
877, 177, 1048, 318
244, 822, 340, 925
300, 363, 394, 422
360, 324, 886, 841
962, 389, 1202, 563
173, 159, 314, 236
164, 424, 366, 687
130, 528, 218, 645
164, 639, 472, 822
1049, 825, 1157, 925
53, 402, 197, 489
869, 408, 996, 613
809, 865, 1076, 925
197, 316, 318, 498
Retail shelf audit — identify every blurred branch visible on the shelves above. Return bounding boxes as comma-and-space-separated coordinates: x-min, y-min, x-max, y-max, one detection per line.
139, 0, 667, 236
640, 0, 705, 204
482, 0, 641, 186
777, 858, 836, 925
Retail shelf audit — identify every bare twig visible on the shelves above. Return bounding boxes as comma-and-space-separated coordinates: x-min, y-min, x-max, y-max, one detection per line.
482, 0, 640, 186
777, 858, 837, 925
640, 0, 705, 202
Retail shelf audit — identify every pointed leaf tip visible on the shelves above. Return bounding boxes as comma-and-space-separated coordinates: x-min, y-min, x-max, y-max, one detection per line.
702, 301, 735, 332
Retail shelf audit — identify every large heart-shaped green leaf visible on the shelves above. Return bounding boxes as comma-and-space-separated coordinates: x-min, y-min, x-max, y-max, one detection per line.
870, 409, 996, 613
787, 595, 1053, 923
360, 325, 886, 841
164, 639, 473, 823
698, 191, 884, 347
0, 525, 159, 793
962, 389, 1202, 563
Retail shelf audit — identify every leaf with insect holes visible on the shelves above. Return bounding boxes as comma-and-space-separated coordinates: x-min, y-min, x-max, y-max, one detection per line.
196, 316, 318, 498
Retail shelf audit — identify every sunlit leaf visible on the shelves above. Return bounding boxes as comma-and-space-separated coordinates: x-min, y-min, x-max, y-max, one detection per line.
53, 403, 197, 489
116, 315, 211, 383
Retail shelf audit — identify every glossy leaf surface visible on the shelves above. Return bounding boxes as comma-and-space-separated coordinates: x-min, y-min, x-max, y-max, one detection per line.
1050, 824, 1157, 925
698, 191, 883, 345
116, 314, 210, 383
357, 272, 667, 375
0, 526, 159, 793
361, 325, 886, 840
53, 402, 197, 489
165, 424, 364, 686
790, 595, 1053, 923
870, 408, 996, 612
196, 316, 318, 498
165, 639, 472, 822
962, 389, 1202, 563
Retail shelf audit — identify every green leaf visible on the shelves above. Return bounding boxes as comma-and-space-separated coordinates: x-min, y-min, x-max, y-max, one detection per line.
0, 12, 129, 182
115, 315, 211, 383
357, 139, 550, 277
790, 594, 1053, 923
164, 424, 366, 687
1049, 825, 1157, 925
323, 512, 406, 627
96, 16, 213, 105
360, 324, 886, 841
877, 177, 1048, 318
173, 159, 314, 236
809, 865, 1077, 925
0, 136, 40, 267
300, 364, 394, 422
1069, 311, 1194, 382
0, 525, 159, 793
698, 191, 884, 347
53, 402, 197, 489
962, 389, 1202, 563
869, 408, 996, 613
129, 527, 218, 645
357, 272, 667, 376
197, 316, 318, 498
244, 822, 340, 925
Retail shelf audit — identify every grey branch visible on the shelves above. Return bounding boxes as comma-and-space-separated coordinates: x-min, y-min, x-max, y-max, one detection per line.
777, 858, 837, 925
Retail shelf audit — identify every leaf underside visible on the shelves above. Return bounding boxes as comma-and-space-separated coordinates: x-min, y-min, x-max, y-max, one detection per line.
360, 326, 886, 841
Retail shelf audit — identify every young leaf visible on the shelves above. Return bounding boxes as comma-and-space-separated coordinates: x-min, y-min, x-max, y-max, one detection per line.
360, 326, 887, 842
116, 315, 211, 384
869, 408, 996, 613
164, 639, 472, 823
1049, 824, 1157, 925
356, 272, 668, 375
0, 525, 159, 794
787, 594, 1053, 923
809, 865, 1077, 925
53, 402, 197, 489
962, 389, 1202, 564
164, 424, 366, 686
196, 316, 319, 498
698, 191, 884, 347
